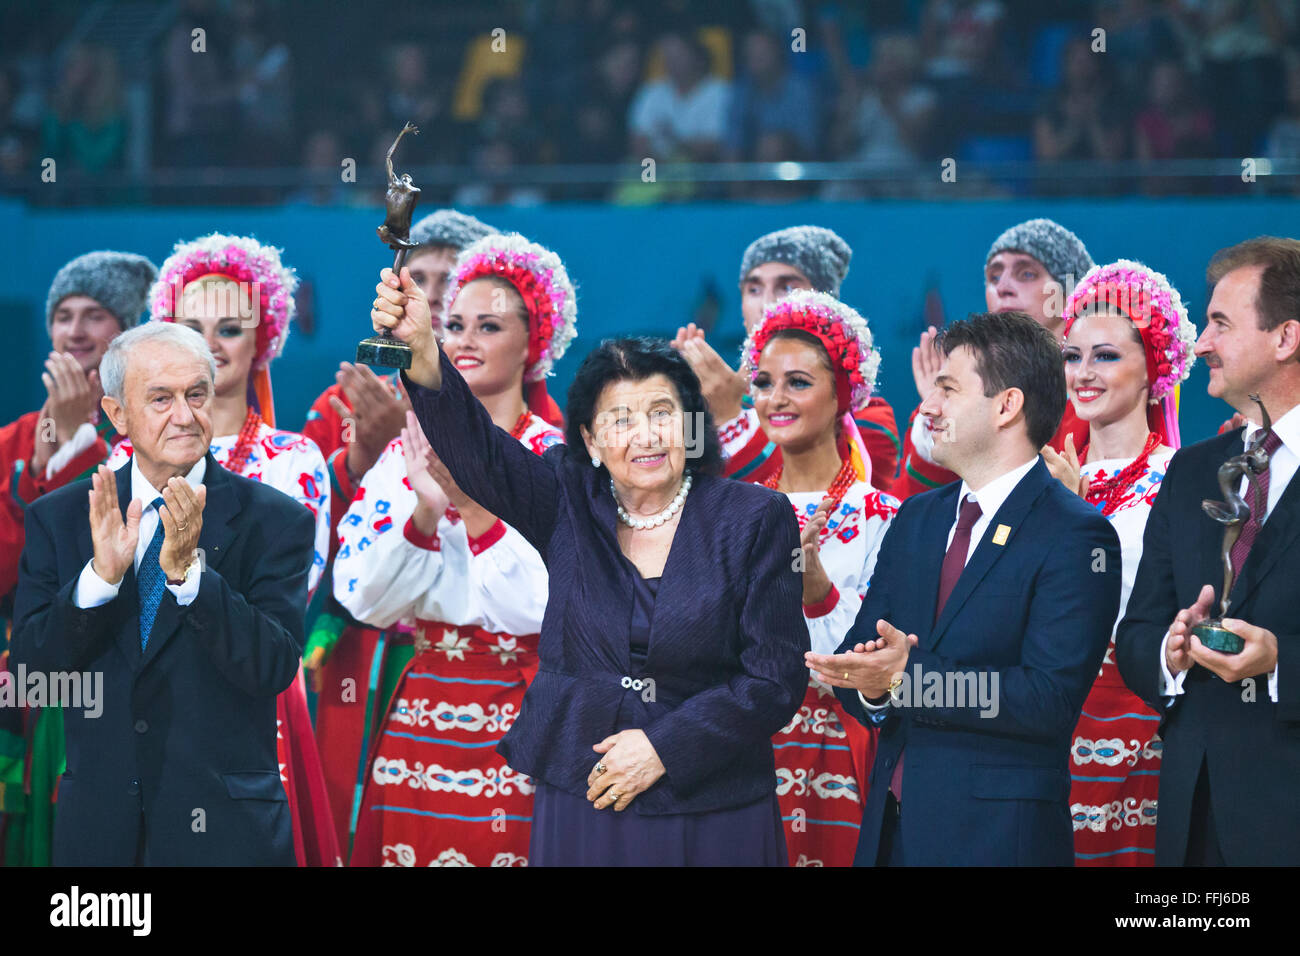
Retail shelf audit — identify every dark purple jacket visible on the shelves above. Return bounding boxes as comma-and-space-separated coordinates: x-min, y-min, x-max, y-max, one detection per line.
405, 352, 809, 814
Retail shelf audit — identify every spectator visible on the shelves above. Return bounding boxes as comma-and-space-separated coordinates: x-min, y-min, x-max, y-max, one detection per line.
386, 42, 443, 132
627, 31, 730, 161
161, 0, 237, 167
285, 128, 350, 206
919, 0, 1005, 83
1134, 59, 1215, 160
0, 64, 36, 179
725, 29, 819, 161
41, 44, 126, 174
1193, 0, 1293, 156
454, 139, 545, 207
571, 38, 643, 164
474, 78, 543, 160
231, 0, 294, 164
1265, 53, 1300, 195
1098, 0, 1186, 102
1034, 37, 1127, 163
843, 32, 937, 166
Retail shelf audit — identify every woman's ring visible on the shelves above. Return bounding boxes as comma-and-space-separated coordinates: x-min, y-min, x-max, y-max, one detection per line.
842, 671, 849, 680
607, 790, 620, 802
594, 762, 606, 775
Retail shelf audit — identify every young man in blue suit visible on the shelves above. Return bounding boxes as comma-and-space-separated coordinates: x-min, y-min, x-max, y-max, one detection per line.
808, 311, 1121, 865
12, 322, 314, 865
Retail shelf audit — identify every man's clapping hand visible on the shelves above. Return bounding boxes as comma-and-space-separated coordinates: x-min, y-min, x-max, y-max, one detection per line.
33, 352, 101, 469
805, 619, 919, 698
157, 475, 206, 582
88, 465, 140, 586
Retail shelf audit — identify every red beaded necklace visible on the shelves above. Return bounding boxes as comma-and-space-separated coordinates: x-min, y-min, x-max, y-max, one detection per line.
763, 443, 857, 509
224, 407, 264, 476
508, 410, 531, 440
1083, 431, 1162, 517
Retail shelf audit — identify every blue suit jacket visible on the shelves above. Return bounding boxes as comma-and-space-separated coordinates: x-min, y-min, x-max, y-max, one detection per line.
834, 458, 1121, 865
12, 454, 313, 865
1116, 429, 1300, 865
405, 352, 809, 815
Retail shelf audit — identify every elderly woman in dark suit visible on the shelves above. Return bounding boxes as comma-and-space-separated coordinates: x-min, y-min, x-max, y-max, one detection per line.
369, 265, 809, 865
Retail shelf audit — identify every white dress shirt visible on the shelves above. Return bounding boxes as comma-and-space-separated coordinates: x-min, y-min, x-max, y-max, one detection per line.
1159, 403, 1300, 702
75, 456, 207, 609
860, 456, 1040, 710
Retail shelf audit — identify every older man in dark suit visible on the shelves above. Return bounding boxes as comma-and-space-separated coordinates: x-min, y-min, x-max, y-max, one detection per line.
12, 321, 314, 865
1117, 237, 1300, 866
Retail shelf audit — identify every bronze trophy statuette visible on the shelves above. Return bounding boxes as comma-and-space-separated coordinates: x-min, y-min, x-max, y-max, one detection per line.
1193, 394, 1276, 654
357, 122, 421, 369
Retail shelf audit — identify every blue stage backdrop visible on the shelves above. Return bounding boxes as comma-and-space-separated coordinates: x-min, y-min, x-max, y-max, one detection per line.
3, 198, 1297, 451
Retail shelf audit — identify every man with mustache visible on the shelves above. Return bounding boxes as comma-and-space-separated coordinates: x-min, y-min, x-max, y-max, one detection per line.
1116, 237, 1300, 865
11, 322, 315, 865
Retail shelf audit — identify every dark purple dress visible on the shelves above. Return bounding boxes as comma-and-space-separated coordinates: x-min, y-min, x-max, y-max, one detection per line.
529, 566, 789, 866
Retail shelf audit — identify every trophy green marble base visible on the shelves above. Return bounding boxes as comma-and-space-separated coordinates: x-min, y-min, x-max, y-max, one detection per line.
1193, 620, 1243, 655
356, 335, 412, 370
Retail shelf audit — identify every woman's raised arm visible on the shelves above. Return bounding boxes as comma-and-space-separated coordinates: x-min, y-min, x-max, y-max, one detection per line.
371, 267, 562, 554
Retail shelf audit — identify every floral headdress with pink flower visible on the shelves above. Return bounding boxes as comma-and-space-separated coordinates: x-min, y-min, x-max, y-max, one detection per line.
742, 290, 881, 484
1062, 258, 1197, 448
742, 289, 880, 413
442, 232, 577, 384
1062, 259, 1195, 403
149, 233, 299, 371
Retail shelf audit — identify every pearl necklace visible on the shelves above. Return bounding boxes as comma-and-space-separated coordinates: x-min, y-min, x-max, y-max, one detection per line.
612, 472, 692, 530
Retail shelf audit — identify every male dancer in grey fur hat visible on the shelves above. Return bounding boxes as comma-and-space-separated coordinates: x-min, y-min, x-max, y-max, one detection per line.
893, 216, 1095, 500
1, 249, 157, 540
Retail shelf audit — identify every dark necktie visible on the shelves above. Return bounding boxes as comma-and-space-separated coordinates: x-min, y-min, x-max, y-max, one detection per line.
1227, 430, 1283, 588
935, 496, 985, 621
138, 497, 166, 650
891, 494, 983, 802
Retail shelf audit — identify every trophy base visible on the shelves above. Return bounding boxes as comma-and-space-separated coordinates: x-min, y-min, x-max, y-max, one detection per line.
1192, 620, 1243, 655
356, 335, 413, 370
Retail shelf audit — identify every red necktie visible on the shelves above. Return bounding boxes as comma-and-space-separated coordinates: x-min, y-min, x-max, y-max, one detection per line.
935, 496, 985, 622
1227, 430, 1283, 587
890, 494, 983, 802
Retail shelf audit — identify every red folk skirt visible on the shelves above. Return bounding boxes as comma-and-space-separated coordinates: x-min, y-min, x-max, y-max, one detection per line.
349, 622, 538, 867
276, 666, 343, 866
773, 677, 877, 867
1069, 642, 1161, 866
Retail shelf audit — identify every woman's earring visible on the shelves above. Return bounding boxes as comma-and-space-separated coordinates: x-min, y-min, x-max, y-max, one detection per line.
591, 456, 601, 468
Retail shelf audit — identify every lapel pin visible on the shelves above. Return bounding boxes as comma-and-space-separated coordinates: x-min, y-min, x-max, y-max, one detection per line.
992, 524, 1011, 546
